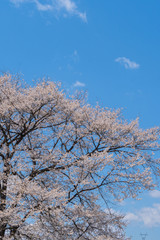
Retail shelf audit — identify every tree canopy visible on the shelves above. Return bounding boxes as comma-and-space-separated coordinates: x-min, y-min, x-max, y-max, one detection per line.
0, 74, 160, 239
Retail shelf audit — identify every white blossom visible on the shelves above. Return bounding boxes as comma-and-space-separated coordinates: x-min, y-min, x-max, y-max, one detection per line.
0, 74, 160, 239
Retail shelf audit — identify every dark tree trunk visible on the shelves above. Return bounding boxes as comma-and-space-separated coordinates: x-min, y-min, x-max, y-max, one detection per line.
0, 159, 10, 239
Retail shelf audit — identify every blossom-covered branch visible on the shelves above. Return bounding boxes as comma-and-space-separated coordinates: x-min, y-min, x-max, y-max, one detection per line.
0, 74, 159, 239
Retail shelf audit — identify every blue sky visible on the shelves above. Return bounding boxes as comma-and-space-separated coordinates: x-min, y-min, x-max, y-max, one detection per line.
1, 1, 160, 239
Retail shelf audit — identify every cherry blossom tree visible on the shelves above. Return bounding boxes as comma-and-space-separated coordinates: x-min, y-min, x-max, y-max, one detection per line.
0, 74, 160, 239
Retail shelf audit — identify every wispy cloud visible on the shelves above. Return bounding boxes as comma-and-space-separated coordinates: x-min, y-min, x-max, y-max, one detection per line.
71, 50, 79, 63
56, 0, 87, 21
10, 0, 53, 11
34, 0, 53, 11
125, 204, 160, 227
149, 190, 160, 198
10, 0, 87, 21
115, 57, 140, 69
73, 81, 85, 87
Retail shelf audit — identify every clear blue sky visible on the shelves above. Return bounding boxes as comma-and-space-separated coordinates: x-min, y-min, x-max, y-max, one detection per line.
1, 1, 160, 239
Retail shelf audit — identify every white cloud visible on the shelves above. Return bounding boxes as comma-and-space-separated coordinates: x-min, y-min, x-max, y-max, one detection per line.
10, 0, 87, 21
125, 212, 139, 222
55, 0, 87, 21
125, 204, 160, 227
115, 57, 140, 69
73, 81, 85, 87
149, 190, 160, 198
10, 0, 53, 10
34, 0, 53, 11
